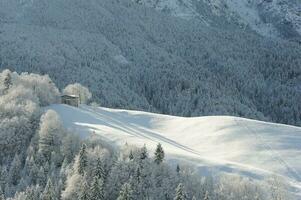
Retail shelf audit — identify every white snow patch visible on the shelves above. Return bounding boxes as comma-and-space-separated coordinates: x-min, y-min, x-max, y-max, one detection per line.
49, 104, 301, 197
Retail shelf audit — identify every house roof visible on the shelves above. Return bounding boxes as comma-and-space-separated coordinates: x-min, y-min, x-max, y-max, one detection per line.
61, 94, 79, 98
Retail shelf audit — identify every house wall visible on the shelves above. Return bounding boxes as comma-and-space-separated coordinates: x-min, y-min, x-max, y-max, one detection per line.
61, 97, 79, 107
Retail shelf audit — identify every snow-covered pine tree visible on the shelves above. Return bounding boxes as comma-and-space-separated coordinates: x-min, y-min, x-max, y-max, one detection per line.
94, 158, 105, 180
140, 145, 148, 160
129, 150, 134, 160
0, 166, 8, 190
134, 166, 141, 184
23, 186, 36, 200
117, 183, 133, 200
90, 176, 104, 200
78, 177, 90, 200
176, 164, 180, 174
37, 167, 47, 187
38, 110, 63, 161
203, 191, 210, 200
174, 183, 188, 200
8, 154, 22, 185
3, 70, 12, 94
154, 143, 165, 164
78, 143, 88, 176
0, 187, 5, 200
41, 179, 56, 200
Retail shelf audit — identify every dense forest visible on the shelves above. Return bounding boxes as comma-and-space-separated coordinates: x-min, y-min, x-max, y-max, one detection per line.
0, 0, 300, 126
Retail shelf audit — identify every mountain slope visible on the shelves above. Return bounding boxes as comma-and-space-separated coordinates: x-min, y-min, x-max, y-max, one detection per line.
143, 0, 301, 40
49, 104, 301, 197
0, 0, 300, 126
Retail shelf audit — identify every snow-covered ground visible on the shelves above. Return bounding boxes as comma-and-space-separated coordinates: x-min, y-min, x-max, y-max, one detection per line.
49, 104, 301, 197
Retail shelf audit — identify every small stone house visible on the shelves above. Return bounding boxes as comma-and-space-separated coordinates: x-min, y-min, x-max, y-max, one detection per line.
61, 94, 79, 107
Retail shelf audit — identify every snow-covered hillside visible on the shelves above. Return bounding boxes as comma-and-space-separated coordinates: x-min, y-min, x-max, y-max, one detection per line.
50, 104, 301, 197
145, 0, 301, 39
1, 0, 300, 127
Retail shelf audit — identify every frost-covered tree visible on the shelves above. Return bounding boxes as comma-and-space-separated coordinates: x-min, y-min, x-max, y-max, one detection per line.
78, 177, 90, 200
38, 110, 63, 161
129, 150, 134, 160
63, 83, 92, 104
203, 191, 209, 200
23, 185, 40, 200
90, 177, 104, 200
0, 187, 5, 200
41, 179, 56, 200
61, 172, 82, 200
154, 143, 164, 164
78, 144, 88, 176
0, 166, 8, 190
17, 73, 60, 106
176, 164, 180, 174
0, 84, 39, 160
174, 183, 188, 200
139, 145, 148, 160
117, 183, 133, 200
3, 69, 12, 94
94, 158, 105, 180
9, 155, 22, 185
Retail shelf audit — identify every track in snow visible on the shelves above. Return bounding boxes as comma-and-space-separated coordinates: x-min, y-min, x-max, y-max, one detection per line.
49, 104, 301, 196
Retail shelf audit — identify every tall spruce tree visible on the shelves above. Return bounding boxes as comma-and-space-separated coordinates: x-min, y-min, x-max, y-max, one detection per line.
0, 187, 5, 200
203, 191, 209, 200
94, 158, 105, 180
3, 71, 12, 94
174, 183, 188, 200
117, 183, 133, 200
78, 143, 88, 176
154, 143, 165, 164
78, 178, 91, 200
129, 150, 134, 160
90, 176, 104, 200
8, 154, 21, 185
24, 186, 39, 200
176, 164, 180, 174
140, 145, 148, 160
41, 179, 55, 200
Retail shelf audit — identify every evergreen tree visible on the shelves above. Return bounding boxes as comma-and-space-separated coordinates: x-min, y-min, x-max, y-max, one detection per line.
140, 145, 148, 160
9, 154, 22, 185
78, 178, 90, 200
176, 164, 180, 174
203, 191, 209, 200
90, 176, 104, 200
134, 166, 141, 184
0, 166, 8, 190
37, 167, 47, 187
78, 143, 88, 176
41, 179, 56, 200
129, 150, 134, 160
94, 158, 105, 180
117, 183, 133, 200
154, 143, 165, 164
0, 187, 5, 200
174, 183, 188, 200
24, 186, 39, 200
38, 110, 63, 161
3, 71, 12, 93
